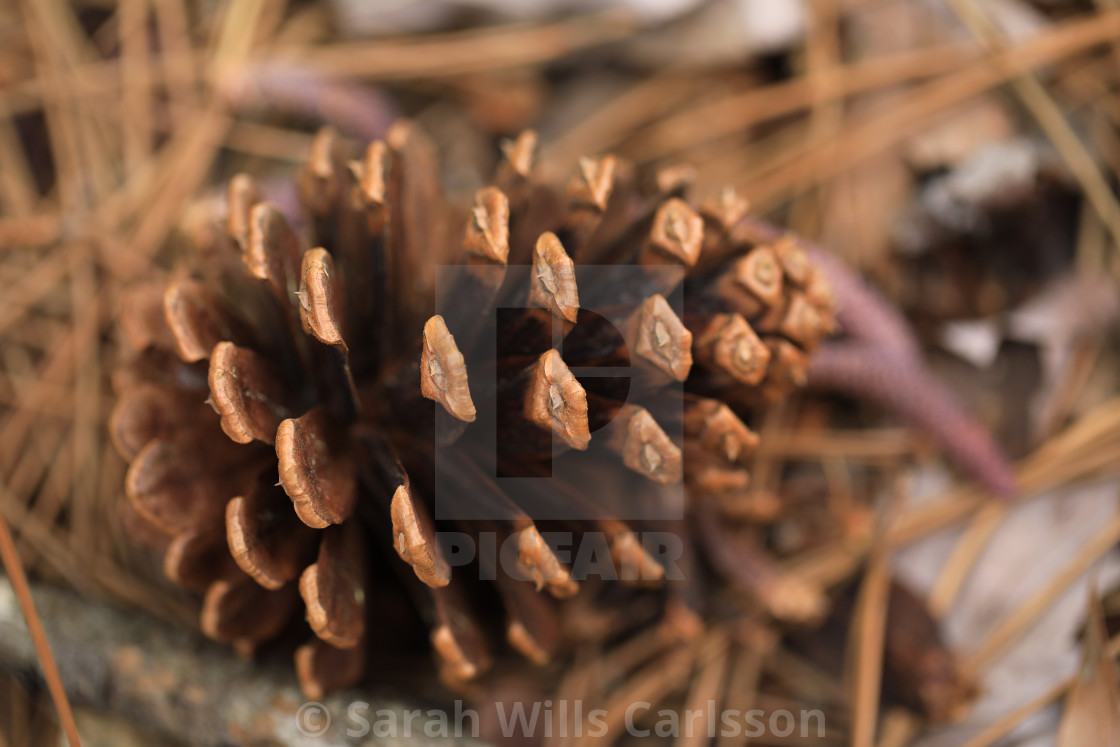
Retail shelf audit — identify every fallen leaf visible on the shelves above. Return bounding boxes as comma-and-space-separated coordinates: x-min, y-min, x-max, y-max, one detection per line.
1057, 590, 1120, 747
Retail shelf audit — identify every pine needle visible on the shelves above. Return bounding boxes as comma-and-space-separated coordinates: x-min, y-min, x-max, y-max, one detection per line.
967, 513, 1120, 670
927, 502, 1008, 619
0, 503, 81, 746
848, 543, 892, 747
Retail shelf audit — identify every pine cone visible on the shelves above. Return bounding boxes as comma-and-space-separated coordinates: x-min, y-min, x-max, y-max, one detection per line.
111, 122, 835, 698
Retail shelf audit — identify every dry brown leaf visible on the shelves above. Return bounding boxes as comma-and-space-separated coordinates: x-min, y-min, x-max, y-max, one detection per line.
1057, 591, 1120, 747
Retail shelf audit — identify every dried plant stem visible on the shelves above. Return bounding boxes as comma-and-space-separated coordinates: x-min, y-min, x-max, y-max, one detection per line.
0, 382, 93, 418
0, 509, 81, 746
784, 536, 869, 591
0, 484, 80, 586
756, 428, 913, 461
223, 121, 317, 162
17, 0, 92, 213
1035, 342, 1103, 443
874, 709, 922, 747
68, 259, 100, 553
0, 327, 79, 476
967, 512, 1120, 670
5, 422, 67, 525
629, 42, 976, 163
571, 644, 695, 747
541, 72, 700, 172
119, 0, 152, 172
122, 105, 232, 277
586, 623, 676, 689
209, 0, 267, 66
0, 215, 63, 249
748, 400, 791, 514
767, 649, 847, 705
1075, 184, 1109, 275
292, 11, 636, 80
848, 546, 891, 747
926, 502, 1008, 619
674, 630, 731, 747
741, 9, 1120, 209
787, 0, 842, 238
152, 0, 198, 117
714, 642, 765, 747
0, 250, 72, 336
0, 117, 40, 216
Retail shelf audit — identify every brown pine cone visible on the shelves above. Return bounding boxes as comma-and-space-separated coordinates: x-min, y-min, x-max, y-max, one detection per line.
111, 122, 835, 698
